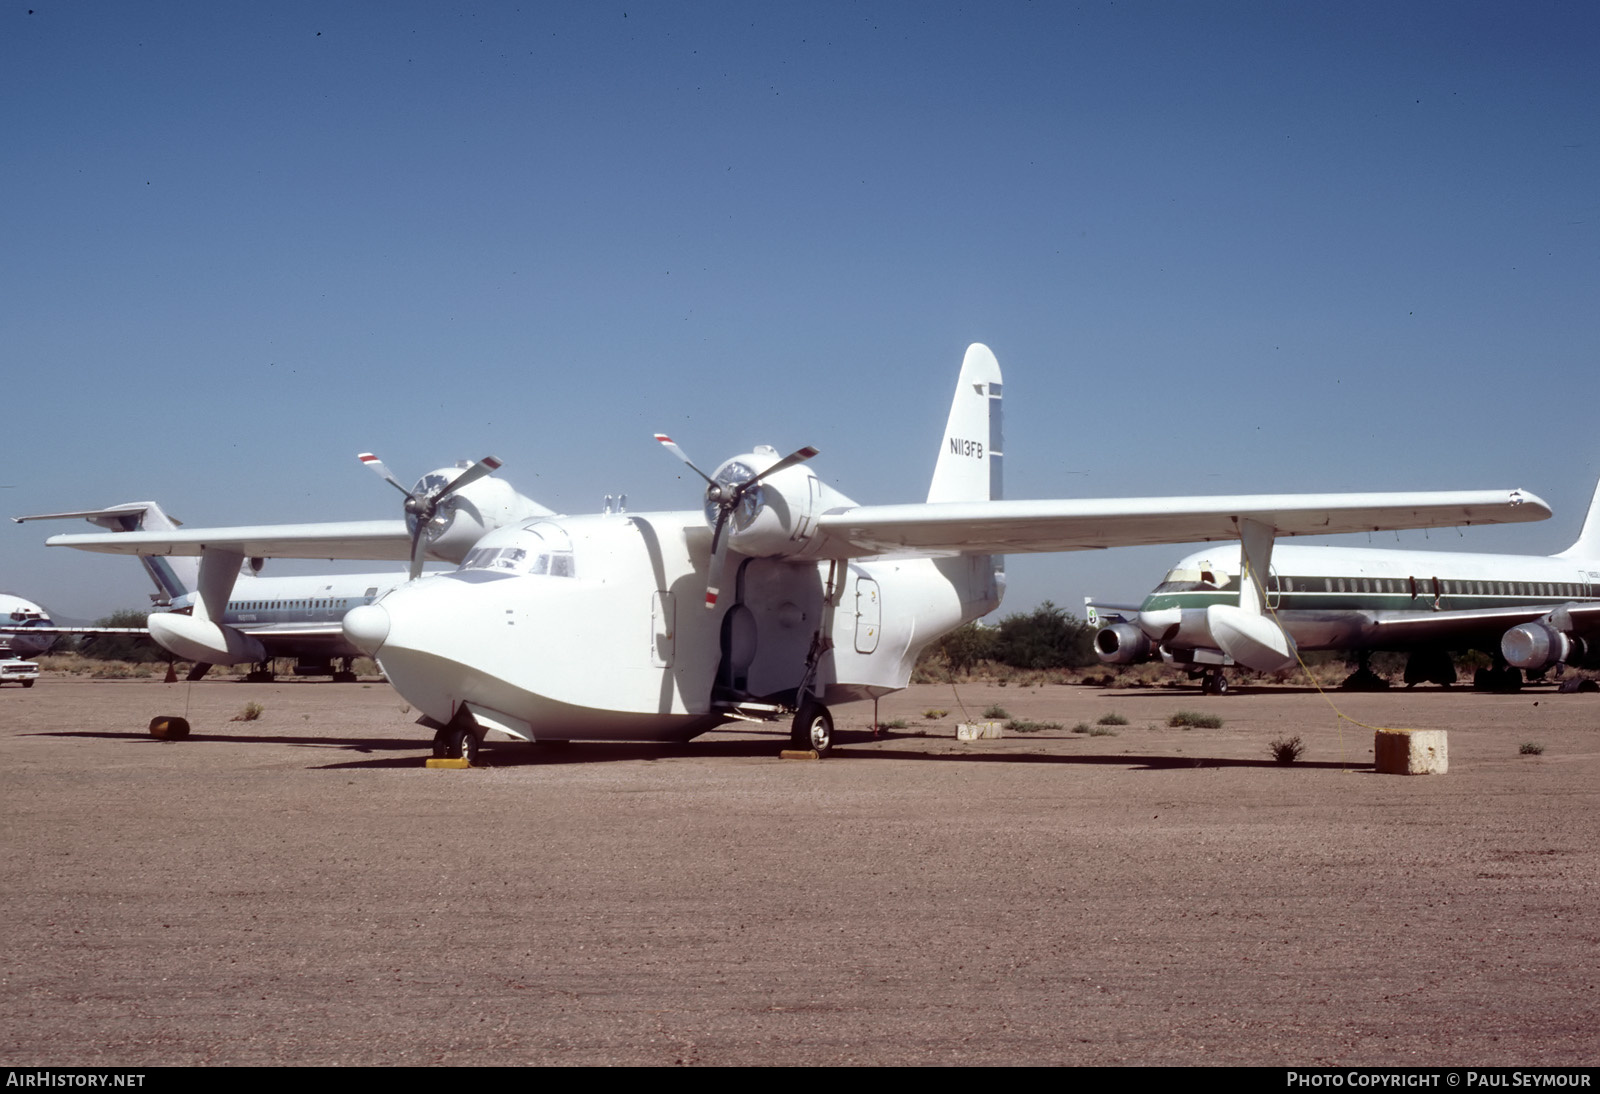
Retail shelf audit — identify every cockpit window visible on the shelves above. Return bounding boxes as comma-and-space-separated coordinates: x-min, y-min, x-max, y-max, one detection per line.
1152, 566, 1227, 594
458, 522, 576, 578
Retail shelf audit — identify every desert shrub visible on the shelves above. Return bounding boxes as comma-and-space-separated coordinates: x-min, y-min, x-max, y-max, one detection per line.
1268, 735, 1305, 764
1519, 742, 1545, 756
983, 704, 1010, 719
1004, 719, 1061, 733
231, 701, 265, 722
992, 602, 1097, 670
1096, 712, 1129, 726
933, 623, 1001, 674
1169, 710, 1223, 729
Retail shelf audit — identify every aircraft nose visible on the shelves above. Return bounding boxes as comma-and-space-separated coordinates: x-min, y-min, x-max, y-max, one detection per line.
343, 603, 391, 656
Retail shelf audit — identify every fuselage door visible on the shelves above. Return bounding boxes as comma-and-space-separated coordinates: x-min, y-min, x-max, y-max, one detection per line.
854, 577, 881, 654
652, 591, 675, 668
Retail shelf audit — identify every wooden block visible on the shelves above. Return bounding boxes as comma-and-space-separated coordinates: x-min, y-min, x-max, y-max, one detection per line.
1374, 729, 1448, 775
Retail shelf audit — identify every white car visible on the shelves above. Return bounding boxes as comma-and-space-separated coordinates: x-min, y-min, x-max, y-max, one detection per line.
0, 659, 40, 688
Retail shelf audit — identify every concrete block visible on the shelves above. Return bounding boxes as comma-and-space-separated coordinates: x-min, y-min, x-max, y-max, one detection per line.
1374, 728, 1448, 775
956, 721, 1003, 741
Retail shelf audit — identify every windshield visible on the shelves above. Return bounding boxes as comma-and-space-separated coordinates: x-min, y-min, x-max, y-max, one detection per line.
458, 521, 576, 577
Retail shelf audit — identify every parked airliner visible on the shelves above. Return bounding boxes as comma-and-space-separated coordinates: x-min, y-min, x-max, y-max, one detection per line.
0, 593, 57, 659
1092, 477, 1600, 692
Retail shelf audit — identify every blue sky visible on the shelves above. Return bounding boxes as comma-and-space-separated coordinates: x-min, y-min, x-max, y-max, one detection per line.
4, 1, 1597, 621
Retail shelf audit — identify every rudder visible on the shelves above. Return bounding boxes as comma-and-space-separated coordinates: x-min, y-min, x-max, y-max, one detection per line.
927, 343, 1003, 504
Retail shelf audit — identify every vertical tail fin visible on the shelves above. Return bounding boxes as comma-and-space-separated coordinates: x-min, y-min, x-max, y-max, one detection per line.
926, 343, 1003, 503
1556, 474, 1600, 559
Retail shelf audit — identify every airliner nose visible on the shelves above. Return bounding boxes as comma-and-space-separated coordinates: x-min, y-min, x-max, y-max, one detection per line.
343, 603, 391, 656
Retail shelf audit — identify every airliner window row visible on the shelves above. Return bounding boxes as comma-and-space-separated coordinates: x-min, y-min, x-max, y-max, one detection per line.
228, 599, 359, 611
1158, 575, 1596, 599
1279, 577, 1594, 599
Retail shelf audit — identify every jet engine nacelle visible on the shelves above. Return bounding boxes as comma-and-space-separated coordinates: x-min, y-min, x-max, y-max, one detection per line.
413, 470, 551, 564
1502, 621, 1590, 672
705, 447, 845, 558
1095, 623, 1152, 664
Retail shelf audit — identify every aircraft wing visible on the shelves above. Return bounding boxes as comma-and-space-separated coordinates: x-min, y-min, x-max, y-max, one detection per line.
1365, 601, 1600, 643
43, 520, 417, 561
816, 489, 1549, 557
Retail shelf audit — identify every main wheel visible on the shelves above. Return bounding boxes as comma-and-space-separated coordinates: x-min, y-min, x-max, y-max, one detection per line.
1212, 673, 1229, 695
790, 703, 834, 755
431, 727, 451, 758
450, 726, 481, 764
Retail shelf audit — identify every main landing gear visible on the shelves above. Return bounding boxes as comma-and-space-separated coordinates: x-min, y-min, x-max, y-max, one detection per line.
790, 701, 834, 755
431, 717, 483, 763
1196, 669, 1229, 696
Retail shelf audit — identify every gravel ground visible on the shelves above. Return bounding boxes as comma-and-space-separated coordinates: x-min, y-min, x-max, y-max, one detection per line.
3, 675, 1597, 1066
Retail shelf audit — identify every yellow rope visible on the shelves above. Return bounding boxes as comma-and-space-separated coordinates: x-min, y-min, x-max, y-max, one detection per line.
1240, 556, 1413, 760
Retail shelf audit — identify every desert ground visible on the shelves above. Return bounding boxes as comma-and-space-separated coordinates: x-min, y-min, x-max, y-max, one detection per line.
2, 674, 1597, 1066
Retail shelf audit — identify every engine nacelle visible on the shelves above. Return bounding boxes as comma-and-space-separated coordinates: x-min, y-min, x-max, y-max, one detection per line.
706, 447, 848, 559
412, 468, 552, 564
1095, 623, 1152, 664
1502, 621, 1589, 672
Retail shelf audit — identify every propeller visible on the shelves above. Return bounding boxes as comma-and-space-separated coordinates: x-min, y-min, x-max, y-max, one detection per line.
653, 434, 818, 609
358, 452, 503, 580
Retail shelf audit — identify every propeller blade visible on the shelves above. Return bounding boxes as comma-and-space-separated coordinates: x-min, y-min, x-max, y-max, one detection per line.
749, 445, 819, 486
358, 453, 413, 498
653, 434, 717, 487
704, 518, 732, 610
430, 456, 503, 503
407, 521, 428, 582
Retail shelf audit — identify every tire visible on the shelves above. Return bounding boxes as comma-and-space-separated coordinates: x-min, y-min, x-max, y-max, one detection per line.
148, 716, 191, 740
451, 726, 481, 764
431, 727, 451, 759
1212, 674, 1229, 696
790, 703, 833, 755
21, 680, 33, 689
